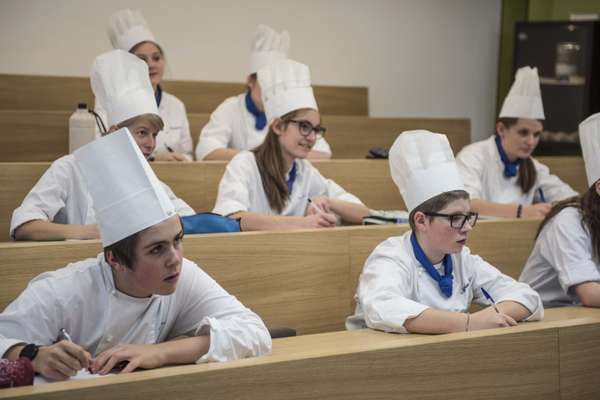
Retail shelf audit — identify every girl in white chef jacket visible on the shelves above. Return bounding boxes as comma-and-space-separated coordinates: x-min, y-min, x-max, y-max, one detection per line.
195, 25, 332, 161
456, 67, 576, 219
212, 59, 368, 231
520, 113, 600, 307
1, 130, 270, 381
347, 130, 543, 334
10, 50, 194, 241
95, 9, 193, 161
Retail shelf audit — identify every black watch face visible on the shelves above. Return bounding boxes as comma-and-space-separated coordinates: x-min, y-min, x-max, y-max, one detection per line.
20, 343, 39, 360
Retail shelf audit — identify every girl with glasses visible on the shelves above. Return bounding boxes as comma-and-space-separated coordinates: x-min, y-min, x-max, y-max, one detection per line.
456, 67, 576, 219
347, 130, 542, 334
212, 59, 369, 231
94, 9, 194, 161
520, 114, 600, 307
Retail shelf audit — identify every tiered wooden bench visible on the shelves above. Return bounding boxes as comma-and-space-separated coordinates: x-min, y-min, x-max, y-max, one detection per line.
0, 219, 541, 334
0, 109, 471, 161
0, 73, 368, 116
0, 156, 586, 241
0, 308, 599, 400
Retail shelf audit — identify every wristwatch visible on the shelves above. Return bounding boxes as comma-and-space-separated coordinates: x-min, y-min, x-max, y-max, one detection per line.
19, 343, 40, 361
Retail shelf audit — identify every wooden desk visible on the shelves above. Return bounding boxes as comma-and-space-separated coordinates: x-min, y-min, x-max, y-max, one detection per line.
0, 220, 541, 334
1, 307, 598, 400
0, 110, 470, 161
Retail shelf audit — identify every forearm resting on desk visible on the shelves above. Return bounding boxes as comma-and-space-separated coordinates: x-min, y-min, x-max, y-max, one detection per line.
13, 220, 100, 241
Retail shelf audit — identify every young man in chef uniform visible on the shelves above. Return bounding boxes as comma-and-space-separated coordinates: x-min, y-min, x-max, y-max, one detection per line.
347, 130, 543, 334
0, 129, 271, 380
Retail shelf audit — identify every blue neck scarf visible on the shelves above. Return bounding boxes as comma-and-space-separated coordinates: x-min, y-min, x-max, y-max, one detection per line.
155, 84, 163, 107
410, 232, 453, 298
287, 162, 297, 194
494, 135, 520, 178
245, 91, 266, 130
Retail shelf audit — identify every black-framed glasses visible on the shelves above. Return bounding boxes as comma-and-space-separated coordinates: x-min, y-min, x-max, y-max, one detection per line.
424, 212, 479, 229
288, 119, 327, 139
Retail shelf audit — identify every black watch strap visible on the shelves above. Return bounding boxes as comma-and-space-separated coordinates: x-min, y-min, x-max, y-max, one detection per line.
19, 343, 40, 361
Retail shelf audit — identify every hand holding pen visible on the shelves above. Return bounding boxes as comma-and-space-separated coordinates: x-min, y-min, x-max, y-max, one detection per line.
28, 329, 91, 381
465, 289, 518, 331
481, 288, 501, 314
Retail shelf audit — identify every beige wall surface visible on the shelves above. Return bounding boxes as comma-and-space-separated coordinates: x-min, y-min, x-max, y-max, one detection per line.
0, 0, 501, 141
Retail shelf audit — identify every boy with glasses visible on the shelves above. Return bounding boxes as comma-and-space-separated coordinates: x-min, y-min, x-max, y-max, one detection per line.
346, 130, 543, 334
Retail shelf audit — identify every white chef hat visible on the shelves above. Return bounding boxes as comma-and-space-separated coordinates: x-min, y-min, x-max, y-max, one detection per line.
258, 59, 318, 124
108, 9, 156, 52
579, 112, 600, 187
90, 49, 159, 127
250, 24, 290, 74
74, 128, 176, 247
389, 130, 465, 212
499, 66, 545, 120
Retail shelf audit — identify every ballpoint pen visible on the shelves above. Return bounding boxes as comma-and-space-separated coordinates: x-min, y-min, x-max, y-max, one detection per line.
165, 144, 174, 153
538, 188, 546, 203
56, 328, 73, 343
481, 288, 501, 314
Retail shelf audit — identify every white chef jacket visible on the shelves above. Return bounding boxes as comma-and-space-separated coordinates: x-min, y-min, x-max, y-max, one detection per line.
456, 136, 577, 206
346, 230, 543, 333
195, 93, 332, 160
519, 207, 599, 307
212, 150, 362, 217
10, 155, 194, 239
95, 91, 194, 160
0, 253, 272, 362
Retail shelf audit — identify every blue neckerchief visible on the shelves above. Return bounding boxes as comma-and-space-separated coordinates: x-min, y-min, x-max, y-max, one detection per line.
410, 232, 453, 298
155, 84, 163, 107
245, 91, 266, 130
287, 162, 297, 194
494, 135, 520, 178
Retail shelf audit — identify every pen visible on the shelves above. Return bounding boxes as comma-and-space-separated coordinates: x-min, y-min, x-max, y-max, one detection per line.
538, 188, 546, 203
481, 288, 501, 314
56, 328, 73, 343
165, 144, 174, 153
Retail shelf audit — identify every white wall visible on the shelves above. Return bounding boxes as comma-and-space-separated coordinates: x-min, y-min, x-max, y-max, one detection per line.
0, 0, 501, 141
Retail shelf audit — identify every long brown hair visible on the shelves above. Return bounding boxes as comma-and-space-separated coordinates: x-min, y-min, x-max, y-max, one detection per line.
536, 183, 600, 262
252, 110, 300, 213
497, 117, 538, 193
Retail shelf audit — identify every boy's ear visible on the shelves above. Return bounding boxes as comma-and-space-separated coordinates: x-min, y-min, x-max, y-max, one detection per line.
413, 211, 428, 231
105, 250, 126, 272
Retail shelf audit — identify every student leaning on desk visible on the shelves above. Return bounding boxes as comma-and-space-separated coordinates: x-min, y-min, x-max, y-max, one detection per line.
520, 113, 600, 307
10, 49, 194, 242
0, 129, 271, 382
195, 24, 331, 161
456, 66, 576, 220
212, 59, 369, 231
347, 130, 543, 334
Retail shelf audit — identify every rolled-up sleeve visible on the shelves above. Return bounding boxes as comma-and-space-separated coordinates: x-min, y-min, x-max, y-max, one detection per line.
539, 210, 599, 293
10, 162, 69, 239
212, 153, 254, 216
170, 262, 271, 362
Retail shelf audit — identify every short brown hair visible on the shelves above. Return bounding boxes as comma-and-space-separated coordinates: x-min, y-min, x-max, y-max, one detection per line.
103, 230, 141, 269
117, 113, 164, 133
408, 190, 470, 230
